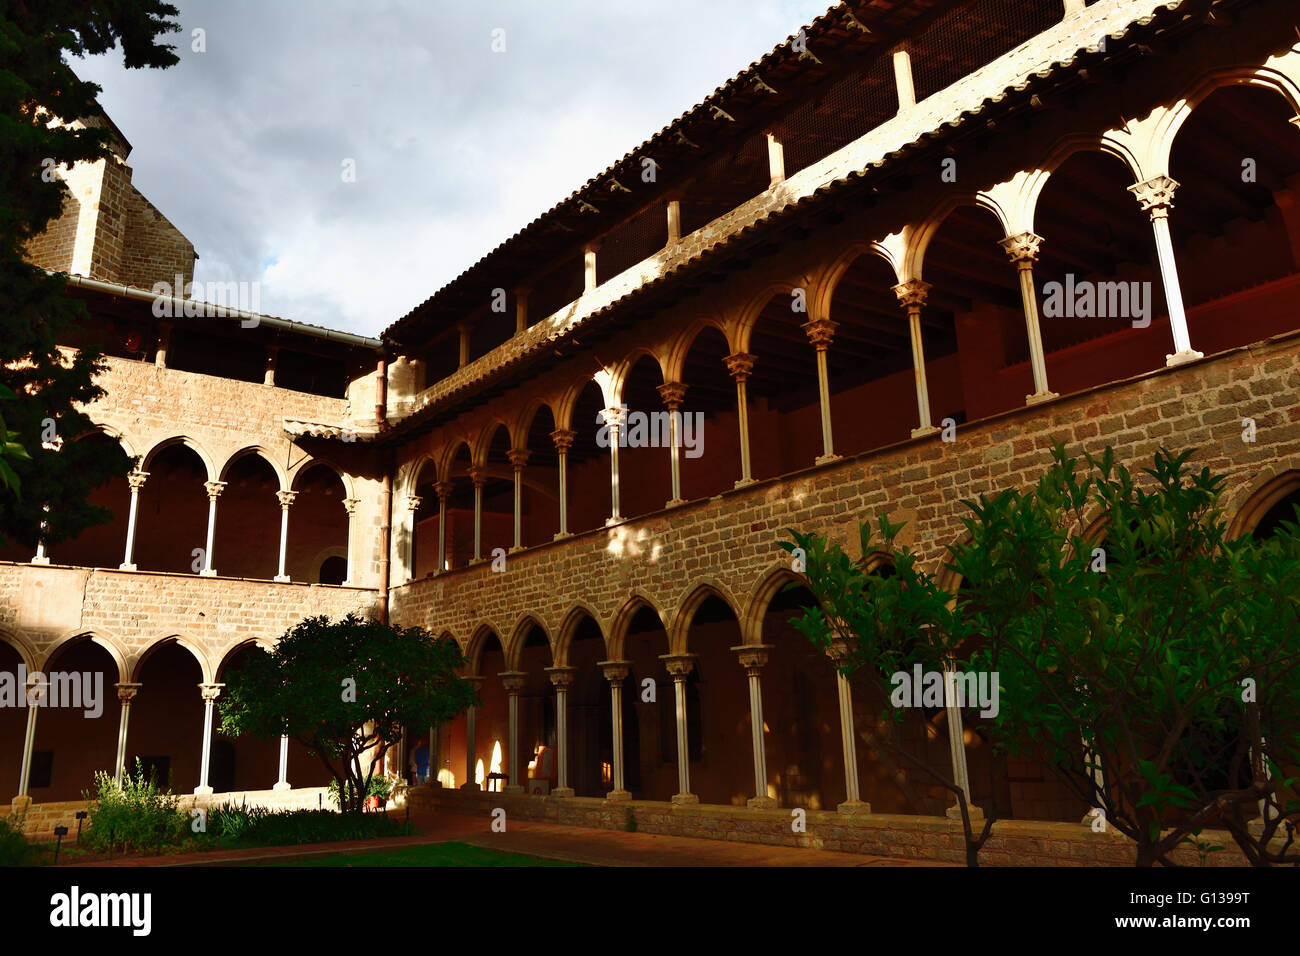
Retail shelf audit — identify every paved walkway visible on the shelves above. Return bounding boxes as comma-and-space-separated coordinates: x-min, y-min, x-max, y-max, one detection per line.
61, 809, 949, 867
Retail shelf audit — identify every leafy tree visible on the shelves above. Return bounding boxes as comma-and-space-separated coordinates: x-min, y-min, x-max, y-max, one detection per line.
783, 444, 1300, 867
218, 614, 478, 814
0, 0, 179, 547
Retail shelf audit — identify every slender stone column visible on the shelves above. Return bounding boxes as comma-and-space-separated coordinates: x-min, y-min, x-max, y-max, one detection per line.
802, 319, 839, 464
723, 352, 757, 486
942, 662, 979, 820
514, 287, 530, 335
656, 382, 688, 506
999, 232, 1058, 404
661, 654, 699, 805
469, 467, 486, 562
545, 666, 577, 797
32, 504, 51, 564
273, 490, 297, 582
113, 683, 141, 784
120, 469, 149, 570
457, 321, 471, 369
603, 406, 625, 524
461, 676, 483, 790
1129, 175, 1202, 366
766, 132, 785, 188
200, 480, 226, 576
584, 246, 598, 293
733, 645, 776, 808
892, 45, 916, 111
600, 661, 632, 800
401, 494, 422, 582
500, 671, 527, 793
341, 497, 359, 585
194, 682, 224, 795
893, 280, 940, 437
14, 675, 45, 806
433, 481, 453, 573
507, 448, 530, 551
551, 429, 575, 539
828, 639, 870, 814
274, 735, 291, 791
666, 199, 681, 244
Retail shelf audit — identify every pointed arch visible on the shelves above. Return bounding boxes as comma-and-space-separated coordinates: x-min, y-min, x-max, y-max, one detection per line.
130, 634, 213, 684
463, 623, 503, 676
290, 457, 354, 499
44, 629, 131, 684
219, 445, 289, 491
732, 278, 804, 355
739, 565, 809, 647
504, 614, 553, 671
1228, 466, 1300, 540
215, 637, 276, 680
607, 592, 666, 661
554, 603, 606, 666
662, 313, 731, 383
140, 435, 217, 482
669, 579, 742, 654
0, 626, 37, 674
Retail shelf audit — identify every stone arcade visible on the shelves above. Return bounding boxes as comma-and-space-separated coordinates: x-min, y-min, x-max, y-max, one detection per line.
4, 0, 1300, 864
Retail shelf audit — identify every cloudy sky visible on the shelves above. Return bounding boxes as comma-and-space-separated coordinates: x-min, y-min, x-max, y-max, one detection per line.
72, 0, 831, 336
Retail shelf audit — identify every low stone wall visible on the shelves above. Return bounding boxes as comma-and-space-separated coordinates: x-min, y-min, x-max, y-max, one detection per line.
1, 786, 331, 841
412, 787, 1256, 867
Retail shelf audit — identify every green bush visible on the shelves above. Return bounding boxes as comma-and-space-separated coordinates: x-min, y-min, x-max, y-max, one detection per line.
81, 760, 188, 854
0, 812, 40, 866
202, 805, 409, 847
326, 774, 392, 810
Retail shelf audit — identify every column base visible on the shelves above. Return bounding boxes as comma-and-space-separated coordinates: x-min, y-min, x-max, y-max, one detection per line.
604, 516, 623, 527
946, 802, 983, 821
508, 545, 524, 553
118, 563, 137, 572
733, 478, 756, 490
200, 569, 217, 577
746, 796, 778, 809
194, 786, 214, 796
666, 498, 686, 508
469, 557, 486, 566
814, 454, 841, 466
605, 789, 632, 802
837, 799, 872, 816
273, 781, 291, 792
30, 557, 50, 566
273, 574, 291, 583
341, 580, 354, 587
10, 795, 32, 813
910, 425, 940, 439
1025, 390, 1059, 406
503, 785, 525, 794
552, 531, 573, 541
670, 793, 700, 806
1166, 349, 1204, 367
552, 787, 575, 798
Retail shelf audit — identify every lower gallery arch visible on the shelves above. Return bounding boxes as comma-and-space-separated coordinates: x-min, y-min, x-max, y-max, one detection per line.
758, 582, 844, 810
514, 623, 554, 792
215, 643, 332, 793
26, 637, 120, 801
679, 593, 749, 806
0, 640, 25, 799
445, 631, 507, 791
128, 641, 206, 792
565, 613, 609, 797
620, 604, 672, 800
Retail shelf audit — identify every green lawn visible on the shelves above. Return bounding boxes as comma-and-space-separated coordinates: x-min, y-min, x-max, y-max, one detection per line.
259, 841, 584, 867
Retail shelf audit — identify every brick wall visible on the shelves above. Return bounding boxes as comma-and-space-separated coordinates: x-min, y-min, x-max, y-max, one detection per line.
118, 186, 196, 290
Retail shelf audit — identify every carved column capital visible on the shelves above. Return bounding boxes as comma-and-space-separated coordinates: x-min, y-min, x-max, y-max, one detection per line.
468, 466, 488, 489
801, 317, 838, 350
127, 469, 149, 492
602, 406, 627, 432
507, 448, 531, 471
404, 494, 422, 514
199, 682, 224, 703
499, 671, 528, 694
999, 231, 1044, 265
892, 279, 932, 310
660, 653, 697, 679
204, 480, 227, 502
731, 643, 773, 675
275, 490, 298, 510
1128, 175, 1179, 219
545, 665, 577, 690
598, 660, 631, 683
550, 428, 576, 455
115, 682, 141, 704
724, 352, 756, 382
342, 496, 360, 515
656, 381, 688, 410
433, 481, 455, 502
